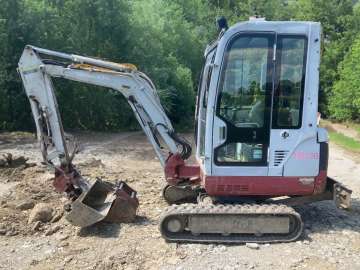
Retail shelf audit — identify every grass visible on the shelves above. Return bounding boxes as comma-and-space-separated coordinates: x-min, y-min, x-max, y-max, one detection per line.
352, 123, 360, 135
328, 131, 360, 153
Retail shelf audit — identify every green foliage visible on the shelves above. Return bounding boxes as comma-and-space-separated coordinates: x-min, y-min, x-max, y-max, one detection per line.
328, 131, 360, 153
126, 0, 198, 125
329, 35, 360, 121
289, 0, 359, 116
0, 0, 204, 131
0, 0, 360, 131
0, 0, 34, 130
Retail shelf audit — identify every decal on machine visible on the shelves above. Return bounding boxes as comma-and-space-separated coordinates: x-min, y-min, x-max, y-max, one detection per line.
292, 151, 319, 160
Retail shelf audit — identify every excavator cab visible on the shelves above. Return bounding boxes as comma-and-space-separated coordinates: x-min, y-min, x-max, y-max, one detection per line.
196, 20, 325, 197
158, 20, 350, 243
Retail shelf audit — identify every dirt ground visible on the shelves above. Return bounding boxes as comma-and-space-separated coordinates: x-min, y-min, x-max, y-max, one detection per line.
321, 120, 360, 142
0, 131, 360, 270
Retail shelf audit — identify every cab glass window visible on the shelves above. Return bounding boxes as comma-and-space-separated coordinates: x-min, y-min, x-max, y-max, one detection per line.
273, 36, 307, 128
216, 34, 273, 165
218, 36, 269, 129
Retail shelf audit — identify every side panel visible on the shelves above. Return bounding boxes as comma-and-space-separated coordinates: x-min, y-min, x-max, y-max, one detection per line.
203, 174, 316, 196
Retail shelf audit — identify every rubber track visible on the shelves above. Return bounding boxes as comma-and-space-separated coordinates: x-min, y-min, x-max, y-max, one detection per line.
160, 203, 303, 243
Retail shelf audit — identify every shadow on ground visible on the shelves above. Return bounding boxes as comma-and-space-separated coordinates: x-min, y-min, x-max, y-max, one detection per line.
77, 214, 150, 238
78, 222, 122, 238
296, 197, 360, 236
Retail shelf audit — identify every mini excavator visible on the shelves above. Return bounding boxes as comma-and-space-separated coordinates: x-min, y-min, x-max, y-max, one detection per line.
18, 18, 352, 243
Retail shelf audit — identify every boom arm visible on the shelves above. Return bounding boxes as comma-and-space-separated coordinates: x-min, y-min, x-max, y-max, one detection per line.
18, 45, 191, 169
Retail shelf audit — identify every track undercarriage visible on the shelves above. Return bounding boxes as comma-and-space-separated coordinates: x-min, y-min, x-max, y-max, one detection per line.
160, 179, 352, 243
160, 203, 303, 243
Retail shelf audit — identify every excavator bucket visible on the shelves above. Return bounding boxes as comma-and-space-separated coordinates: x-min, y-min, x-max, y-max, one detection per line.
65, 179, 139, 227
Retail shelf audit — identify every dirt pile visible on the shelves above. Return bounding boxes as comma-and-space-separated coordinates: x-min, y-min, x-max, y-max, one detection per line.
0, 153, 37, 184
0, 153, 35, 168
0, 150, 64, 239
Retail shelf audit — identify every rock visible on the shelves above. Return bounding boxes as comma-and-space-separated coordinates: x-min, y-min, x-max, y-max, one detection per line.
246, 243, 260, 250
218, 245, 227, 252
166, 256, 180, 265
0, 159, 6, 167
303, 240, 310, 245
59, 242, 69, 247
28, 203, 54, 224
5, 229, 18, 236
0, 228, 6, 235
32, 221, 42, 231
124, 266, 137, 270
16, 200, 35, 210
30, 259, 39, 266
64, 256, 73, 264
45, 225, 61, 236
207, 244, 215, 251
51, 212, 63, 223
178, 252, 187, 260
57, 234, 69, 241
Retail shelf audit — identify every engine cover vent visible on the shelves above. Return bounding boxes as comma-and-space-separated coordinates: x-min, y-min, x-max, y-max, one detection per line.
273, 150, 289, 167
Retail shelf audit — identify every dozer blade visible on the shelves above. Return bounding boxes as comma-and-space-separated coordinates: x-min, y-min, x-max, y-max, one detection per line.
328, 177, 352, 210
65, 179, 139, 227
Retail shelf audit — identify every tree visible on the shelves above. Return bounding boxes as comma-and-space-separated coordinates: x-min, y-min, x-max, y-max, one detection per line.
329, 35, 360, 121
289, 0, 359, 115
127, 0, 199, 127
0, 0, 33, 130
1, 0, 360, 131
0, 17, 7, 129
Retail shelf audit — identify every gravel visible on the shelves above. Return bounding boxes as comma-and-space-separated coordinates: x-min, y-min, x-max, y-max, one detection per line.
0, 132, 359, 270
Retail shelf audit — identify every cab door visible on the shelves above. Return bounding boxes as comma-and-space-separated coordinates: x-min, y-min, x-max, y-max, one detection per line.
211, 33, 275, 176
195, 47, 217, 170
268, 33, 320, 177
